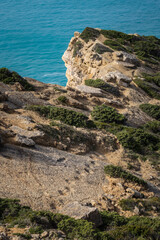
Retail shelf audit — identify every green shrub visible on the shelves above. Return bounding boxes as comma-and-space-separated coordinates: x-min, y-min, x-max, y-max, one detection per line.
27, 105, 95, 128
85, 79, 120, 96
36, 123, 95, 152
94, 122, 127, 134
0, 67, 34, 91
142, 72, 160, 87
119, 199, 137, 211
100, 29, 160, 63
119, 197, 160, 212
140, 103, 160, 120
100, 211, 128, 229
100, 30, 138, 43
57, 95, 68, 104
116, 127, 159, 154
58, 218, 96, 240
134, 78, 160, 100
80, 27, 100, 42
104, 165, 147, 187
91, 105, 125, 124
53, 86, 67, 93
29, 226, 43, 234
73, 41, 83, 57
104, 39, 127, 51
93, 43, 113, 54
142, 120, 160, 133
109, 216, 160, 239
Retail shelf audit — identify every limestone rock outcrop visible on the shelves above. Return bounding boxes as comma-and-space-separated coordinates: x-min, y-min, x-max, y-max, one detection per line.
62, 30, 152, 89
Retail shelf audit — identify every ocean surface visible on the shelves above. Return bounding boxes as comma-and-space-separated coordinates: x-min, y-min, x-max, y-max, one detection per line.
0, 0, 160, 86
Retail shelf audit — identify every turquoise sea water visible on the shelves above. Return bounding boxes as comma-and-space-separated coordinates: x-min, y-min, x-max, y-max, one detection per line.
0, 0, 160, 86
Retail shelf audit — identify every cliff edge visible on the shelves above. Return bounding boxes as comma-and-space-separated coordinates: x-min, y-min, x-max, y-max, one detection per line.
0, 27, 160, 239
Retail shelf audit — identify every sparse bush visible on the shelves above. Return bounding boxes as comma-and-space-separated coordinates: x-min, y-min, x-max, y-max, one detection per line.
104, 39, 126, 51
0, 67, 34, 91
100, 211, 128, 229
85, 79, 120, 96
27, 105, 95, 128
57, 95, 68, 104
119, 199, 137, 211
80, 27, 100, 42
104, 165, 147, 187
58, 218, 96, 240
93, 43, 113, 54
134, 78, 160, 100
100, 29, 160, 63
140, 103, 160, 120
73, 41, 83, 57
142, 72, 160, 87
100, 30, 137, 43
53, 86, 67, 93
142, 120, 160, 133
120, 197, 160, 212
91, 105, 125, 124
116, 127, 159, 154
29, 226, 44, 234
109, 216, 160, 239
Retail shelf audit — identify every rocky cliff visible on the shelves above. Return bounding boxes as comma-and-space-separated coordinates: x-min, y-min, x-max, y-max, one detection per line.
0, 28, 160, 239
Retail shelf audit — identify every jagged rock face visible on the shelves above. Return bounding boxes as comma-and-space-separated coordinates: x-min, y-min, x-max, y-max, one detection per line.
62, 31, 147, 88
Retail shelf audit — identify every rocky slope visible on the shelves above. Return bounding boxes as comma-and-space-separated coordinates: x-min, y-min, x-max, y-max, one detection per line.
0, 28, 160, 239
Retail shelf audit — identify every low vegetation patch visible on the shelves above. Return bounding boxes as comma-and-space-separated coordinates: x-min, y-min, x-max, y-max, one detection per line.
100, 211, 128, 229
1, 198, 160, 240
109, 216, 160, 239
134, 78, 160, 100
93, 43, 113, 54
85, 79, 120, 96
104, 39, 127, 51
73, 41, 83, 57
101, 29, 160, 63
142, 72, 160, 87
116, 127, 159, 154
142, 120, 160, 133
53, 86, 67, 93
27, 105, 95, 128
91, 105, 125, 124
80, 27, 100, 42
119, 197, 160, 213
140, 103, 160, 120
104, 165, 147, 187
0, 67, 34, 91
57, 95, 68, 104
36, 123, 93, 151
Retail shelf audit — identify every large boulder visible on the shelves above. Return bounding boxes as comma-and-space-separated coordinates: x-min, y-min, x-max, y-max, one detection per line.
114, 51, 139, 65
59, 201, 102, 227
104, 71, 132, 86
76, 85, 103, 96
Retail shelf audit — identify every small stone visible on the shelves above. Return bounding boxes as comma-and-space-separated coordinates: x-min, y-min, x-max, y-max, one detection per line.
15, 134, 35, 147
41, 231, 49, 238
126, 188, 144, 199
134, 206, 140, 215
0, 103, 9, 111
31, 233, 40, 239
74, 31, 80, 38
